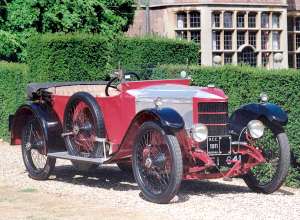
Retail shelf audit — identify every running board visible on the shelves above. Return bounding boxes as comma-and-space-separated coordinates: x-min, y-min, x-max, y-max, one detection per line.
47, 152, 107, 164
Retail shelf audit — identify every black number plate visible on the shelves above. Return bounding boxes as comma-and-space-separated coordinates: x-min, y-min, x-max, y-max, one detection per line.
207, 136, 231, 155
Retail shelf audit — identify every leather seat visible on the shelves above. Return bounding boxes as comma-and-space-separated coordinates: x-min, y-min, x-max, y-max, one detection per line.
47, 85, 120, 97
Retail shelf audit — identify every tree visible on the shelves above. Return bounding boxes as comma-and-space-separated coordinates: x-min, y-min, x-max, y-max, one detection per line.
0, 0, 136, 62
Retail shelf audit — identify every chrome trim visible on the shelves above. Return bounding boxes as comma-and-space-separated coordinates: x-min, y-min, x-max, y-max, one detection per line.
231, 141, 248, 146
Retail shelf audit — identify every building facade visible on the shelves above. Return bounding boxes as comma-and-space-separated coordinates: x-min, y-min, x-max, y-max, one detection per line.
127, 0, 300, 69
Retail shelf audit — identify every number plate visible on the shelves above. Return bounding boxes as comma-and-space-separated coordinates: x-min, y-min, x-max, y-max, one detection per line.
207, 136, 231, 155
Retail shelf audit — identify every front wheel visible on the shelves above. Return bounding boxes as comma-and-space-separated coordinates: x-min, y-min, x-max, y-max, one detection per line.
243, 128, 290, 194
132, 121, 183, 204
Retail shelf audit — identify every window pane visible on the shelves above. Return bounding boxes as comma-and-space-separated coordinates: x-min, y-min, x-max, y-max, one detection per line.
296, 17, 300, 31
297, 54, 300, 68
237, 13, 245, 28
212, 31, 221, 50
288, 17, 294, 31
288, 54, 294, 68
272, 31, 280, 50
248, 13, 256, 28
224, 12, 233, 28
272, 14, 280, 28
190, 11, 201, 28
288, 34, 294, 51
212, 12, 220, 28
177, 12, 187, 29
224, 31, 232, 50
176, 31, 187, 40
191, 31, 201, 45
237, 31, 245, 48
261, 31, 269, 50
261, 13, 269, 28
249, 32, 257, 48
296, 34, 300, 49
262, 53, 270, 67
224, 53, 233, 64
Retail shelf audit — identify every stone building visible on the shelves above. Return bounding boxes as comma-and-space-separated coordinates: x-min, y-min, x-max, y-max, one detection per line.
127, 0, 300, 69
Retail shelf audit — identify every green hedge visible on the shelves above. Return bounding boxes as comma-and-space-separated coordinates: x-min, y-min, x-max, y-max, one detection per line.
27, 34, 113, 82
27, 34, 198, 82
0, 62, 28, 139
113, 36, 198, 74
154, 64, 300, 187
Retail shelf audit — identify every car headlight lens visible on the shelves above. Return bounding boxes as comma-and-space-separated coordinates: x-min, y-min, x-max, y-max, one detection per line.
192, 124, 208, 142
247, 120, 265, 139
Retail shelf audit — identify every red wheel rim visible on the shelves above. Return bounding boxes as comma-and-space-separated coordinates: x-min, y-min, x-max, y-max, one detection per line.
69, 101, 97, 154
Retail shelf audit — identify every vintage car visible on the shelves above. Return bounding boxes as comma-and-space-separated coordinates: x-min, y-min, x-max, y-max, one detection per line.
9, 70, 290, 204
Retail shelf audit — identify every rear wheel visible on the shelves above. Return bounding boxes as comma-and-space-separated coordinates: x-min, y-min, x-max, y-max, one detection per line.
132, 121, 183, 204
21, 118, 56, 180
243, 125, 290, 194
63, 92, 106, 159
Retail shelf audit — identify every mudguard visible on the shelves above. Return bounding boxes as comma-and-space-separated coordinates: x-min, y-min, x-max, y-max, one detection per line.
136, 107, 185, 131
10, 102, 64, 151
108, 107, 185, 162
229, 102, 288, 134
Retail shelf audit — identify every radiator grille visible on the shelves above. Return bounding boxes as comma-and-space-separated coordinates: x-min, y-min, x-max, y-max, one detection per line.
198, 102, 228, 113
198, 102, 228, 136
198, 114, 228, 125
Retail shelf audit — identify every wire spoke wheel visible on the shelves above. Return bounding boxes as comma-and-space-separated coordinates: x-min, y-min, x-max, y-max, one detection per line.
66, 101, 97, 156
243, 123, 290, 194
132, 122, 182, 204
251, 127, 280, 185
21, 118, 56, 180
137, 129, 172, 195
63, 92, 106, 159
23, 120, 47, 170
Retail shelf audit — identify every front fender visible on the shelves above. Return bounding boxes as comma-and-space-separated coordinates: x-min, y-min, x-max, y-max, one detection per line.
107, 107, 184, 162
229, 102, 288, 134
10, 102, 64, 151
135, 108, 185, 131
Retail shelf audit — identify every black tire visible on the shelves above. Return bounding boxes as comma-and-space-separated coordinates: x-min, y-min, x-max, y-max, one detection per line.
117, 162, 132, 172
132, 121, 183, 204
63, 92, 106, 158
243, 131, 290, 194
21, 118, 56, 180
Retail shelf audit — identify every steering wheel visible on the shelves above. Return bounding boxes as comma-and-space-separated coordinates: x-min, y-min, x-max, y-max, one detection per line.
105, 72, 140, 96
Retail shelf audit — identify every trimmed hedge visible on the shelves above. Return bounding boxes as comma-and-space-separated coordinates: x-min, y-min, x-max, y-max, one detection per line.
27, 34, 113, 82
27, 34, 198, 82
0, 62, 28, 139
153, 64, 300, 187
112, 36, 198, 74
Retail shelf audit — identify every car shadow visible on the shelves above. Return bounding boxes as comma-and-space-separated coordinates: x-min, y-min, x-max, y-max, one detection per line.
50, 164, 295, 203
51, 164, 138, 191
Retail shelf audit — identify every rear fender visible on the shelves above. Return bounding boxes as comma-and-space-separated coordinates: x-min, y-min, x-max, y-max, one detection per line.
229, 102, 288, 134
10, 103, 64, 151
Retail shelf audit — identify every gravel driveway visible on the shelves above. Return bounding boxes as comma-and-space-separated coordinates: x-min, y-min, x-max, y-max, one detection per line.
0, 141, 299, 220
